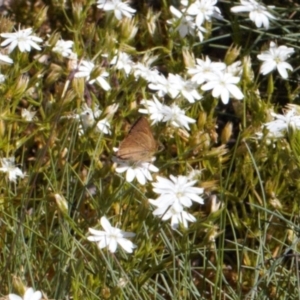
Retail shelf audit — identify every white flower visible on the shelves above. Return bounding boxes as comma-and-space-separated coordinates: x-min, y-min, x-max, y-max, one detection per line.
133, 62, 160, 82
89, 71, 111, 91
257, 41, 294, 79
186, 0, 222, 28
75, 60, 111, 90
149, 73, 198, 100
149, 175, 204, 229
166, 74, 187, 99
187, 56, 226, 85
21, 108, 37, 121
168, 74, 202, 103
9, 287, 42, 300
111, 51, 133, 75
163, 104, 196, 130
139, 96, 167, 124
263, 109, 300, 138
74, 60, 94, 80
139, 98, 195, 130
150, 175, 204, 208
52, 39, 74, 57
0, 53, 13, 64
152, 200, 196, 229
0, 27, 43, 53
231, 0, 276, 29
0, 157, 24, 183
148, 73, 169, 97
80, 103, 102, 130
168, 6, 196, 38
115, 159, 159, 185
96, 118, 111, 135
87, 216, 136, 253
201, 71, 244, 104
97, 0, 136, 20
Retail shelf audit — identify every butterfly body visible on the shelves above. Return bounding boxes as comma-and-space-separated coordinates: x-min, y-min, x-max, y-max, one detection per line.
116, 117, 159, 162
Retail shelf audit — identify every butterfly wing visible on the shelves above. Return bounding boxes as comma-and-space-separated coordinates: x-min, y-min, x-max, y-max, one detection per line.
116, 117, 158, 162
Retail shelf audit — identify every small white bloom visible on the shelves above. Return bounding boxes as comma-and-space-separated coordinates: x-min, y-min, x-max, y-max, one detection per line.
150, 175, 204, 208
9, 287, 42, 300
133, 62, 160, 82
80, 103, 102, 130
111, 51, 133, 76
168, 6, 197, 38
168, 74, 202, 103
149, 73, 195, 99
139, 96, 167, 124
149, 175, 204, 229
187, 56, 226, 85
133, 54, 159, 81
163, 104, 196, 130
0, 157, 24, 183
96, 118, 111, 135
115, 159, 158, 185
75, 60, 111, 89
1, 27, 43, 53
74, 60, 94, 80
257, 41, 294, 79
148, 73, 169, 97
89, 71, 111, 91
87, 216, 136, 253
263, 109, 300, 138
21, 108, 37, 121
201, 71, 244, 104
152, 200, 196, 229
231, 0, 276, 29
52, 39, 74, 57
97, 0, 136, 20
186, 0, 222, 28
139, 98, 195, 130
0, 53, 13, 64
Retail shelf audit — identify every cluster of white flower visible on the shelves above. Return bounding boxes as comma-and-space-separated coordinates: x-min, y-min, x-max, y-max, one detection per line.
149, 175, 204, 229
168, 0, 222, 41
139, 96, 196, 130
187, 56, 244, 104
0, 0, 297, 265
259, 106, 300, 139
87, 175, 205, 254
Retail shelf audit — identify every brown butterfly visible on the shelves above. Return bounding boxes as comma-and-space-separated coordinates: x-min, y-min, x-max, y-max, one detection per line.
116, 116, 159, 162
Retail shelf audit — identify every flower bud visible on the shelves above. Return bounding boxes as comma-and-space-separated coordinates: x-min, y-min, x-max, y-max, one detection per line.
146, 9, 161, 36
197, 111, 207, 130
243, 55, 254, 83
224, 44, 241, 65
54, 193, 68, 216
11, 276, 26, 296
34, 5, 48, 29
120, 18, 138, 42
221, 122, 233, 144
182, 47, 195, 68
